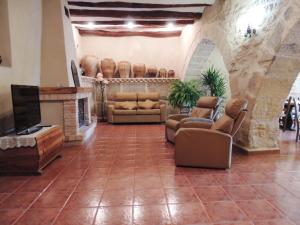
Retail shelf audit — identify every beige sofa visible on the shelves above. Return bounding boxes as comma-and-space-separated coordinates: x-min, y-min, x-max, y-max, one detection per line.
107, 92, 166, 123
175, 98, 248, 169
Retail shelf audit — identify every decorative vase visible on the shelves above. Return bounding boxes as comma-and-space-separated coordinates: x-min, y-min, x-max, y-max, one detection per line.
100, 58, 116, 78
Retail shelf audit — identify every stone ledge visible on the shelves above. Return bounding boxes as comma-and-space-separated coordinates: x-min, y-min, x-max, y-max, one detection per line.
80, 76, 179, 84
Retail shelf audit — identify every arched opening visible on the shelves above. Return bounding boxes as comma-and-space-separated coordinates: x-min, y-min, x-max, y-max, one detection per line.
183, 38, 231, 99
248, 20, 300, 149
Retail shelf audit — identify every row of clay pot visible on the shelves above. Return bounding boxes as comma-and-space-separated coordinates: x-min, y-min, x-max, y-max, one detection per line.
79, 55, 176, 79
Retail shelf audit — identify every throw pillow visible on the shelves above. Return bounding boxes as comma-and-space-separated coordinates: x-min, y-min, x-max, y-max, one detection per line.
138, 100, 156, 109
115, 101, 137, 110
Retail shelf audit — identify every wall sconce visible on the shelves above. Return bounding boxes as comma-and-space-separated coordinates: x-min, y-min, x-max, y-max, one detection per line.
244, 25, 257, 38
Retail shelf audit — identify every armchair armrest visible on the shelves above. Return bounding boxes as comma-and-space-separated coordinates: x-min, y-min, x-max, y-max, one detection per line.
175, 128, 232, 169
179, 118, 213, 129
160, 104, 167, 122
167, 114, 190, 121
107, 104, 114, 123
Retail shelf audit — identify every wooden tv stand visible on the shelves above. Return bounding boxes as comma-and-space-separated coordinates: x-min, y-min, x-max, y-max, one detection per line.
0, 125, 64, 175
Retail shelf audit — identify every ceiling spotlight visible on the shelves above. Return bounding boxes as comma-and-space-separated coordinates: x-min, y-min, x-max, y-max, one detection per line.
167, 22, 175, 29
87, 22, 95, 29
126, 21, 136, 29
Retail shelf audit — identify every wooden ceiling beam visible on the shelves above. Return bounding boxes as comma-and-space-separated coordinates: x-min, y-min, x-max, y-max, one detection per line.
69, 9, 202, 19
68, 1, 212, 8
72, 19, 195, 26
78, 29, 182, 37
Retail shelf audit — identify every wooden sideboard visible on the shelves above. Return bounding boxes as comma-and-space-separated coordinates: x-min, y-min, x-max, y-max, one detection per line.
0, 126, 64, 175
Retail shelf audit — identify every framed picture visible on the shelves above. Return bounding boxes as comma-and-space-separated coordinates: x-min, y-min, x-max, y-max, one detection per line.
71, 60, 80, 87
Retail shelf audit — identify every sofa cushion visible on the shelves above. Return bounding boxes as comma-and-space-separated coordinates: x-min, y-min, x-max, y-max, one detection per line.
114, 101, 137, 110
114, 92, 137, 101
166, 119, 180, 130
211, 115, 234, 134
196, 96, 218, 108
114, 109, 137, 115
225, 98, 248, 119
191, 108, 213, 119
138, 100, 157, 109
136, 109, 161, 115
137, 92, 160, 101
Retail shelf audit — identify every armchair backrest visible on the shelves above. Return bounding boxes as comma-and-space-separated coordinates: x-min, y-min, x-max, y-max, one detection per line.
211, 98, 248, 136
191, 96, 220, 119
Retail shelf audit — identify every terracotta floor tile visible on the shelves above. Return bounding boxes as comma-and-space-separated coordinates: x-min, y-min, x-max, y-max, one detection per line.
75, 178, 107, 192
161, 175, 190, 187
134, 188, 166, 205
0, 180, 27, 193
215, 174, 246, 185
165, 187, 199, 204
168, 202, 211, 225
236, 200, 284, 220
187, 175, 220, 186
194, 186, 231, 202
0, 192, 40, 209
95, 206, 132, 225
2, 126, 300, 225
254, 219, 296, 225
106, 177, 134, 190
133, 205, 172, 225
135, 176, 162, 190
47, 177, 79, 192
0, 193, 10, 202
0, 209, 24, 225
65, 191, 103, 208
252, 184, 295, 200
54, 207, 97, 225
204, 201, 248, 223
20, 178, 54, 192
15, 208, 60, 225
100, 189, 134, 206
31, 191, 71, 208
223, 185, 263, 200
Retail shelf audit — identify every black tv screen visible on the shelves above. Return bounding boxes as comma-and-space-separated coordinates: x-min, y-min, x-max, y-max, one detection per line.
11, 85, 41, 134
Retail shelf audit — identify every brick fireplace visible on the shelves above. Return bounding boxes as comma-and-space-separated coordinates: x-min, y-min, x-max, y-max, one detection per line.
40, 87, 96, 143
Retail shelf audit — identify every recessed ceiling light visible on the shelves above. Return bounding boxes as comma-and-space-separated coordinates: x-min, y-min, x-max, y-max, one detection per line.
167, 22, 175, 29
87, 22, 95, 29
126, 21, 136, 29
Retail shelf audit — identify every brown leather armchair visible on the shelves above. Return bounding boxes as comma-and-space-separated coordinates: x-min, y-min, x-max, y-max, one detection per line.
175, 98, 248, 169
165, 96, 222, 143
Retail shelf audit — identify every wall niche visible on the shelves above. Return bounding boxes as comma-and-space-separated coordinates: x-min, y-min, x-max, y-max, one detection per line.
0, 0, 11, 67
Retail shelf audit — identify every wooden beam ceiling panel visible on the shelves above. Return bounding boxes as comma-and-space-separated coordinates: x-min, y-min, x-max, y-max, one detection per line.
72, 19, 195, 26
69, 9, 202, 19
78, 29, 182, 37
68, 1, 211, 8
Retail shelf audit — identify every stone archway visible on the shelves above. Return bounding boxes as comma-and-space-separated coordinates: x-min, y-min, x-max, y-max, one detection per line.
245, 20, 300, 149
183, 38, 231, 98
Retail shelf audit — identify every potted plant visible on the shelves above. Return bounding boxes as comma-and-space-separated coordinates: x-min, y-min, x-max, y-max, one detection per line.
201, 67, 226, 97
168, 80, 202, 113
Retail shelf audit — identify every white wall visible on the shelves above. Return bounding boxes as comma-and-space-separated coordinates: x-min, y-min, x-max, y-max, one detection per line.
0, 0, 42, 134
78, 34, 181, 76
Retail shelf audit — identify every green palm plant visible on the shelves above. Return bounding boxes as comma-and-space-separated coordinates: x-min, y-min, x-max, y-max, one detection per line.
168, 80, 202, 111
201, 67, 226, 97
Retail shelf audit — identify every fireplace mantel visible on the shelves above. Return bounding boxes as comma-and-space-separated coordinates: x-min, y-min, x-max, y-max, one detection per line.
40, 87, 96, 143
40, 87, 93, 95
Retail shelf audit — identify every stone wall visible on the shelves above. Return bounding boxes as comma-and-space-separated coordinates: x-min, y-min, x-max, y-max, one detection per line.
182, 0, 300, 151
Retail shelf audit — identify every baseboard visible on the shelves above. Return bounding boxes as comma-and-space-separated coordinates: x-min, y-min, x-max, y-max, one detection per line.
233, 143, 280, 155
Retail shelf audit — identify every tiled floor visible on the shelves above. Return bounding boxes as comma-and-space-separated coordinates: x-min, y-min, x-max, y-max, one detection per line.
1, 124, 300, 225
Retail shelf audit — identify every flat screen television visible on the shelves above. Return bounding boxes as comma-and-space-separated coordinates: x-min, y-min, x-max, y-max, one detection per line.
11, 85, 42, 135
